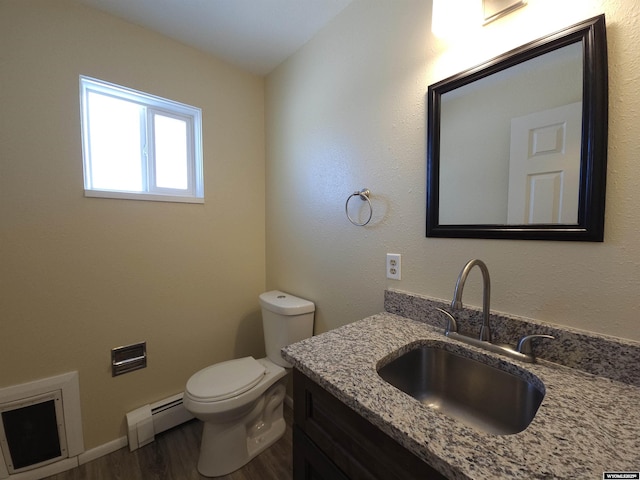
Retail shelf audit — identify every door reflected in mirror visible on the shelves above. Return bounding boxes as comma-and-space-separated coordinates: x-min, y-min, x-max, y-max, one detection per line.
427, 15, 608, 241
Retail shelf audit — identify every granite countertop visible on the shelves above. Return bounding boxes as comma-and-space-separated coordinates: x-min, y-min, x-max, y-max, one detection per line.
282, 312, 640, 480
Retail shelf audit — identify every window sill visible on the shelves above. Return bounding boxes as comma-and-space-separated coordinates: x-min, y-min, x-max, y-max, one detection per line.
84, 190, 204, 204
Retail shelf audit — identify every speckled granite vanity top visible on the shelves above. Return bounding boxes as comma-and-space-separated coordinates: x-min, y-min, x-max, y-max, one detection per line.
282, 290, 640, 480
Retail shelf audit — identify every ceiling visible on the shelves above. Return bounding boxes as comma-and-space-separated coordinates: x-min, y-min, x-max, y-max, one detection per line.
77, 0, 354, 75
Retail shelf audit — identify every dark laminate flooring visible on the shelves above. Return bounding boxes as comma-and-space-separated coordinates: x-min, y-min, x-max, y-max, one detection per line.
45, 405, 293, 480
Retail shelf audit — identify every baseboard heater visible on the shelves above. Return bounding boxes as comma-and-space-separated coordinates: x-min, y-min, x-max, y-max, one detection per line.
126, 392, 193, 451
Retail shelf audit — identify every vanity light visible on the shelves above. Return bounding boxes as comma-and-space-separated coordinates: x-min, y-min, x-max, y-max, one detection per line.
431, 0, 482, 39
432, 0, 527, 38
483, 0, 527, 25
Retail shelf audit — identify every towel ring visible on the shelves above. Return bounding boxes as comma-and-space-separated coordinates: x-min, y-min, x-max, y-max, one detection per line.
345, 188, 373, 226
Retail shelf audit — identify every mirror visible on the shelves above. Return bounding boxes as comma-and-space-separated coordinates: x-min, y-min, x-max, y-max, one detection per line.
426, 15, 608, 241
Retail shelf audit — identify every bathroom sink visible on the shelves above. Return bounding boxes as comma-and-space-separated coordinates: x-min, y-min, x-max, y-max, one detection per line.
377, 345, 544, 435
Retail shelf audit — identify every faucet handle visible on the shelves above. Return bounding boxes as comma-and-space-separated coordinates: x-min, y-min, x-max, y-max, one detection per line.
435, 307, 458, 334
517, 334, 555, 355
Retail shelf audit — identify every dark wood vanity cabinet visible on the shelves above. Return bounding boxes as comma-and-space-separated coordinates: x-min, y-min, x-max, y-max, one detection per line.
292, 369, 446, 480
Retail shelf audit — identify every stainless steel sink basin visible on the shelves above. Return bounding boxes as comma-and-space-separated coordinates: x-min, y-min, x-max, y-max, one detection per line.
377, 345, 544, 435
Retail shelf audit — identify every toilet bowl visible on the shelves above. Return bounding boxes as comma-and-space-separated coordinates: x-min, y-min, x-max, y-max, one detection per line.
184, 291, 314, 477
184, 357, 287, 476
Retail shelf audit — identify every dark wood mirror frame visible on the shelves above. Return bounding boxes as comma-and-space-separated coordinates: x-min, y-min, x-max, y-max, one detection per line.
426, 15, 608, 241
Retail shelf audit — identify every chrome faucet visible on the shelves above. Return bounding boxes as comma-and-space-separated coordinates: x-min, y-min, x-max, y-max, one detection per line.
451, 259, 491, 342
437, 259, 554, 363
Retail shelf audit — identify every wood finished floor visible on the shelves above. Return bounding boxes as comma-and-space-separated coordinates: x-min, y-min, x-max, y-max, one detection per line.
45, 406, 293, 480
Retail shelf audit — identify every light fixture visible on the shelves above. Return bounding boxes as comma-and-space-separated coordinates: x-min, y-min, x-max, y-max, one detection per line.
483, 0, 527, 25
432, 0, 482, 39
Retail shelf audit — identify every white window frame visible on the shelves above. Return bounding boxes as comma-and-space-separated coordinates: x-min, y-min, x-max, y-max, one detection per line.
80, 76, 204, 203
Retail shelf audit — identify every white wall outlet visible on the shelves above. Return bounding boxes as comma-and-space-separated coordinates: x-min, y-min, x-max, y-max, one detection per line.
386, 253, 401, 280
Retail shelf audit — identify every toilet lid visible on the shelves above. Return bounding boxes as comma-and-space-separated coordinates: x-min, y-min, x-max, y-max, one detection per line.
186, 356, 266, 402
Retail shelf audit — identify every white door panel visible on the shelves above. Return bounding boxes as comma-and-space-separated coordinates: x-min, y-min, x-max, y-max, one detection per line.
507, 102, 581, 224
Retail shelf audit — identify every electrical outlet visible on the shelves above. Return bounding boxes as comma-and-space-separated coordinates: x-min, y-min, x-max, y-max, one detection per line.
386, 253, 401, 280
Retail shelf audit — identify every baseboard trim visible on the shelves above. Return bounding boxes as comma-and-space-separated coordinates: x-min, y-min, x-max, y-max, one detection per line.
0, 458, 78, 480
0, 437, 128, 480
78, 436, 128, 465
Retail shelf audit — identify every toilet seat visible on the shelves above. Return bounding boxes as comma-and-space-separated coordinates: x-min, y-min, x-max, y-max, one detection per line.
186, 356, 266, 402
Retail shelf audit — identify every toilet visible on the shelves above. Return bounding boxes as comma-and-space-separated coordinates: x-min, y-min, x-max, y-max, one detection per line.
183, 290, 315, 477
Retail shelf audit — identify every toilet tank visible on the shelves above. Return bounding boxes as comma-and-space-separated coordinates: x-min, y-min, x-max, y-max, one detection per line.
259, 290, 315, 368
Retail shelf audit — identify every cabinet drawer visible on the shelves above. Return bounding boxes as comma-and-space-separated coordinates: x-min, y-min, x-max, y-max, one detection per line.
293, 369, 445, 480
293, 425, 350, 480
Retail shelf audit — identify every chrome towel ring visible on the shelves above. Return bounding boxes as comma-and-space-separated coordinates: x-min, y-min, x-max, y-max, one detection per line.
345, 188, 373, 226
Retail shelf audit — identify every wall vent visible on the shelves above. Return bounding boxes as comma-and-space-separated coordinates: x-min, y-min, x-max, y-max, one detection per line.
0, 372, 83, 479
126, 393, 193, 451
0, 391, 67, 474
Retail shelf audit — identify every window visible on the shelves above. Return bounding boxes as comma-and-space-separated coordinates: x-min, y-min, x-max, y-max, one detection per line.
80, 76, 203, 203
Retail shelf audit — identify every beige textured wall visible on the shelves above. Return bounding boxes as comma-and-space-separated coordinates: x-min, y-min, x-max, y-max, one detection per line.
265, 0, 640, 342
0, 1, 266, 448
